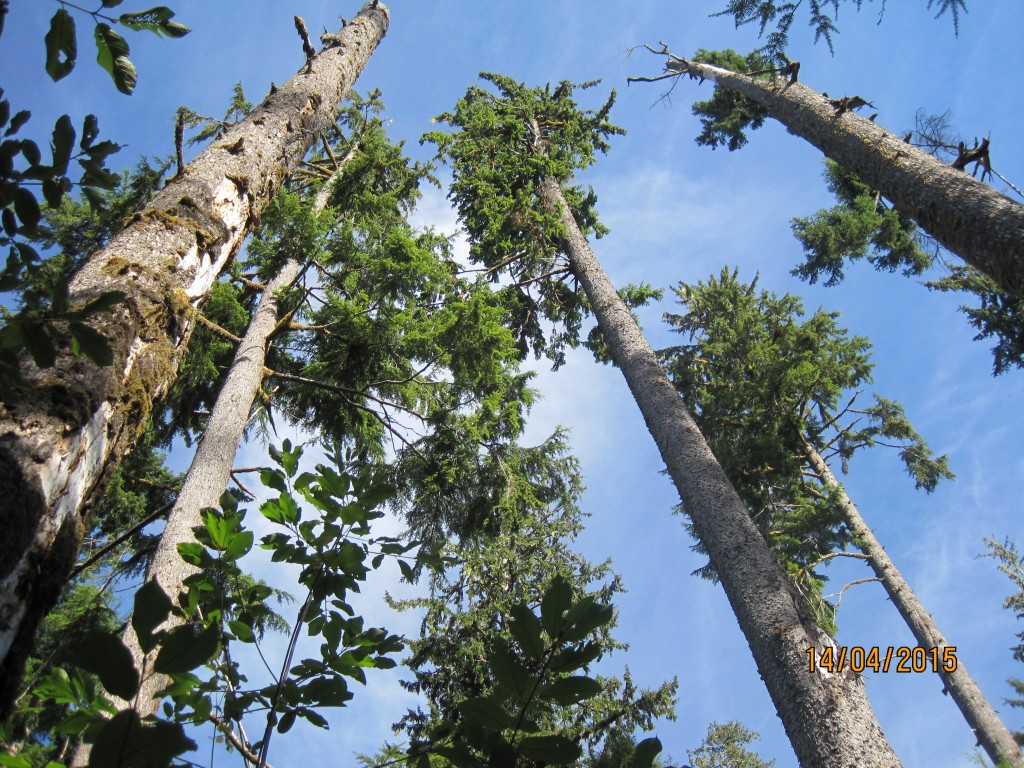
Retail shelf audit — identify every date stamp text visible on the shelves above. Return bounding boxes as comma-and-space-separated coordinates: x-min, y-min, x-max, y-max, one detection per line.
806, 645, 958, 674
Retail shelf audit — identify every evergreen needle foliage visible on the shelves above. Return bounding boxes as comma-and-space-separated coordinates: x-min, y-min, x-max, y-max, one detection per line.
713, 0, 967, 55
425, 74, 659, 369
661, 268, 953, 630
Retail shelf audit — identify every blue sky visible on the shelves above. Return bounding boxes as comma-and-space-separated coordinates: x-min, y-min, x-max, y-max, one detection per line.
3, 1, 1024, 766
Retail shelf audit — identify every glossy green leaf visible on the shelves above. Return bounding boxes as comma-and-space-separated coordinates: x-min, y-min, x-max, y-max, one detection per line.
228, 619, 255, 643
62, 632, 139, 700
629, 737, 663, 768
360, 480, 396, 509
6, 110, 30, 137
13, 187, 39, 230
260, 468, 287, 493
508, 602, 546, 659
119, 7, 191, 39
536, 675, 602, 705
154, 623, 219, 673
31, 667, 75, 705
69, 321, 113, 366
118, 6, 172, 28
132, 579, 174, 654
176, 541, 207, 566
89, 710, 195, 768
281, 441, 302, 477
487, 639, 534, 701
458, 696, 519, 731
561, 598, 614, 643
548, 640, 602, 673
516, 734, 582, 765
541, 575, 572, 636
52, 114, 74, 175
94, 23, 137, 94
44, 9, 76, 81
161, 20, 190, 38
223, 529, 254, 561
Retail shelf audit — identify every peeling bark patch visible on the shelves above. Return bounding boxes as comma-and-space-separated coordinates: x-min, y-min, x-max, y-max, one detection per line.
0, 401, 109, 660
0, 0, 390, 716
122, 337, 145, 379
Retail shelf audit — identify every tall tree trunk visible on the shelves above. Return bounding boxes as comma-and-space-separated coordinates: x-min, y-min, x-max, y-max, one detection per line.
537, 176, 902, 767
121, 137, 362, 723
66, 260, 298, 768
659, 56, 1024, 301
138, 259, 300, 707
0, 1, 389, 714
803, 442, 1023, 767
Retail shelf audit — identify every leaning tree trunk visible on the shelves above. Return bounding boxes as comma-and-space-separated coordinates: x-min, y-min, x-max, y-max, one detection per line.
803, 442, 1023, 767
0, 1, 389, 714
658, 56, 1024, 301
120, 142, 361, 723
537, 176, 902, 767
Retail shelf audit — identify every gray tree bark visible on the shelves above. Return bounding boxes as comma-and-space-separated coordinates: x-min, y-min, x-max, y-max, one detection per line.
0, 1, 389, 714
65, 260, 298, 768
661, 56, 1024, 301
134, 259, 299, 708
804, 442, 1023, 768
120, 136, 362, 724
537, 175, 902, 767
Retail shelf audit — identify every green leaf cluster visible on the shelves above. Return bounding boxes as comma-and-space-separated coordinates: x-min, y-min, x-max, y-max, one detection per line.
14, 579, 201, 768
662, 268, 953, 630
426, 74, 626, 367
390, 575, 668, 768
0, 584, 120, 765
791, 161, 931, 286
173, 444, 405, 755
386, 430, 676, 766
978, 537, 1024, 744
43, 4, 189, 95
793, 160, 1024, 376
689, 49, 771, 151
12, 442, 413, 767
713, 0, 966, 55
685, 720, 775, 768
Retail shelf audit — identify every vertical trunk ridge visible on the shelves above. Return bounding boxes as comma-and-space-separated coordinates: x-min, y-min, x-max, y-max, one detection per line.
805, 442, 1023, 768
0, 1, 389, 714
538, 176, 902, 767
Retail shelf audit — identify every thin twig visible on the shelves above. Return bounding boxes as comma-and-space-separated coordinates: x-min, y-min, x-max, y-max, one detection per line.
70, 501, 174, 579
